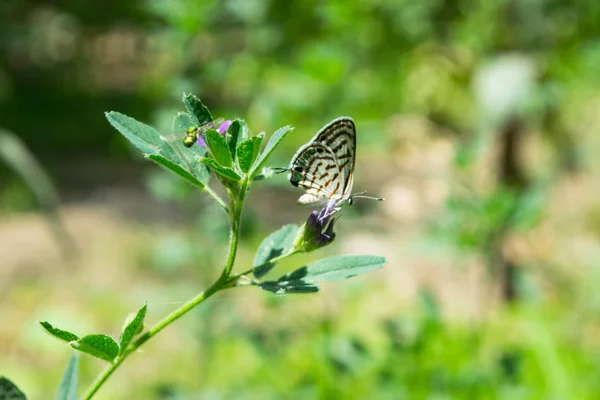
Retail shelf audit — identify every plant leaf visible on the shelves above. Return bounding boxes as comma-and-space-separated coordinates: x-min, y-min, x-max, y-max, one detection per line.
0, 377, 26, 400
258, 281, 320, 294
56, 354, 79, 400
70, 334, 119, 363
183, 93, 213, 126
171, 112, 210, 184
252, 224, 300, 278
276, 255, 386, 284
200, 158, 241, 183
106, 112, 163, 156
249, 125, 293, 179
147, 154, 204, 188
106, 111, 183, 167
107, 111, 213, 188
236, 139, 256, 174
118, 304, 147, 356
226, 119, 249, 163
205, 129, 233, 168
40, 321, 79, 343
252, 132, 265, 152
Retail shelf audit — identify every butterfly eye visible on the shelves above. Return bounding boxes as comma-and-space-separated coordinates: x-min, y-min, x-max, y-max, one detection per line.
294, 166, 303, 173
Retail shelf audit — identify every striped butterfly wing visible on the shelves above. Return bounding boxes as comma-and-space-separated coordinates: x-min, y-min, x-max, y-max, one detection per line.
312, 117, 356, 200
288, 117, 356, 205
289, 142, 342, 205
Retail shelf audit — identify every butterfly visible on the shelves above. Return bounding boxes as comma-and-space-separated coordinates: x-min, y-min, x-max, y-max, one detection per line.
286, 116, 383, 214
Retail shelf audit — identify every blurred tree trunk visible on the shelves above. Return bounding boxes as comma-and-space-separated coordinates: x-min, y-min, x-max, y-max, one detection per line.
495, 117, 527, 303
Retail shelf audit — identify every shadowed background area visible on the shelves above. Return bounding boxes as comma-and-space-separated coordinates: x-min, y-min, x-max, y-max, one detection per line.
2, 0, 600, 398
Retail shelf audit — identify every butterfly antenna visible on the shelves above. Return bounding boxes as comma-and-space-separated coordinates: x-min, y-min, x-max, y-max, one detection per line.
272, 167, 289, 174
351, 191, 385, 201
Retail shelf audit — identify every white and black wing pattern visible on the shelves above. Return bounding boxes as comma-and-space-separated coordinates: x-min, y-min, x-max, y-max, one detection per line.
312, 117, 356, 200
288, 117, 356, 205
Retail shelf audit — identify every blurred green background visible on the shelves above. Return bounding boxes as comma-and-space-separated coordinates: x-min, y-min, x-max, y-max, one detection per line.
3, 0, 600, 398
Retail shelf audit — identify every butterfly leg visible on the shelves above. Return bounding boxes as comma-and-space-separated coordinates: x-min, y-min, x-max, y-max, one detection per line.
317, 199, 340, 223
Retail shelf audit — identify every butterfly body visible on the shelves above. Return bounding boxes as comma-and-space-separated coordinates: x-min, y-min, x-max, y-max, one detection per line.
288, 117, 357, 209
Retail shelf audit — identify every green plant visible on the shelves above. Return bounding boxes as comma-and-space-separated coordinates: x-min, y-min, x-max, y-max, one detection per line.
29, 94, 385, 399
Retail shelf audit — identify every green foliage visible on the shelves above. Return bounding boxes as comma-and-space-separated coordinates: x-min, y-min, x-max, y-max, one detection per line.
183, 93, 213, 126
71, 334, 119, 363
118, 304, 147, 357
40, 322, 79, 343
0, 377, 26, 400
146, 154, 205, 188
276, 255, 386, 284
227, 119, 250, 162
42, 304, 150, 368
171, 112, 211, 182
105, 112, 168, 157
236, 138, 259, 174
258, 255, 386, 294
249, 125, 294, 179
252, 224, 300, 278
6, 0, 600, 394
200, 158, 241, 183
106, 111, 210, 188
39, 93, 387, 396
56, 354, 79, 400
258, 280, 320, 294
205, 129, 233, 168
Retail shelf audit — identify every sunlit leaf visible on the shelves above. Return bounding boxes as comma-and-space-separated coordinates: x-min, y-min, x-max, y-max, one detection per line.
56, 354, 79, 400
39, 321, 79, 343
277, 255, 386, 284
118, 304, 147, 356
107, 112, 166, 157
70, 334, 119, 363
249, 125, 293, 179
107, 111, 214, 189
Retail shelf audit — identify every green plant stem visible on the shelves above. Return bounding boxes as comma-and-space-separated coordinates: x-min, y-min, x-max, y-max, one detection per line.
219, 180, 247, 280
226, 249, 300, 285
203, 185, 228, 215
82, 181, 248, 400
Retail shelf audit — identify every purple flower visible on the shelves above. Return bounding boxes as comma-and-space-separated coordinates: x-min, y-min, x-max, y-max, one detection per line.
297, 201, 338, 251
218, 120, 232, 135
